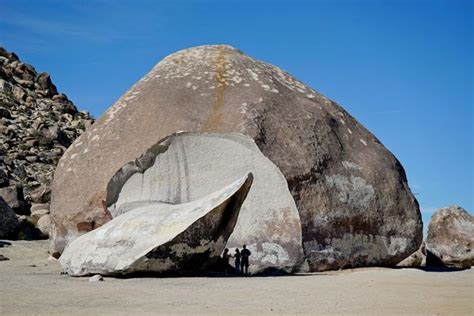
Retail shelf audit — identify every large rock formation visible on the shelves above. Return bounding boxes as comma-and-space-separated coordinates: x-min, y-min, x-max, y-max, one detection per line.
59, 174, 252, 276
106, 133, 303, 273
50, 45, 422, 271
0, 47, 93, 234
426, 206, 473, 269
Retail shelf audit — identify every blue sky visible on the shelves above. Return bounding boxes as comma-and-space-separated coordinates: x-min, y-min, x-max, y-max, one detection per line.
1, 0, 472, 230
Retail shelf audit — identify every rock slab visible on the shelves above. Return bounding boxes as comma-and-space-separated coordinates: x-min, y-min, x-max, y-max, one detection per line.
59, 174, 252, 276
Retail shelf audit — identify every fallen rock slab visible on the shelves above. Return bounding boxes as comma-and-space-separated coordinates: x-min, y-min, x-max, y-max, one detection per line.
59, 173, 252, 276
426, 206, 473, 269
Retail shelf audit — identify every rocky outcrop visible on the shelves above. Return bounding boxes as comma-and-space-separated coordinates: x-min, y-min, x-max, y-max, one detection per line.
59, 174, 252, 276
0, 47, 93, 219
0, 196, 19, 238
50, 45, 422, 271
426, 206, 473, 269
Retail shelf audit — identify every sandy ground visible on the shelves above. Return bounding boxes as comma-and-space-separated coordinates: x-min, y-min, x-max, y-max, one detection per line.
0, 240, 473, 315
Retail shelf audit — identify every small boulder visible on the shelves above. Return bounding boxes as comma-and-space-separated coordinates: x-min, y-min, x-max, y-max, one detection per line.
426, 206, 473, 269
30, 208, 49, 225
0, 197, 19, 238
30, 203, 50, 213
0, 241, 12, 248
36, 72, 57, 96
29, 184, 51, 204
37, 214, 51, 236
0, 185, 22, 210
397, 242, 426, 268
89, 274, 103, 282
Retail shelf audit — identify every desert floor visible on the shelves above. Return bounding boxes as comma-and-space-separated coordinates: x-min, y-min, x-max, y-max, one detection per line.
0, 240, 472, 315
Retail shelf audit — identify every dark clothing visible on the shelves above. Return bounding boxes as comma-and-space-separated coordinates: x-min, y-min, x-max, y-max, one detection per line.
223, 252, 231, 264
234, 253, 241, 274
240, 248, 251, 275
222, 251, 231, 275
241, 248, 251, 260
240, 258, 249, 272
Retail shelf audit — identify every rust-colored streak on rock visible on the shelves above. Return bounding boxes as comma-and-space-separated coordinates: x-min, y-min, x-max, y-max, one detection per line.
201, 46, 227, 132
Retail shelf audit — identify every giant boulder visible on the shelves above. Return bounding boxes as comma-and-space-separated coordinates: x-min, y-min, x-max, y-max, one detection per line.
50, 45, 422, 271
59, 174, 252, 276
426, 206, 473, 269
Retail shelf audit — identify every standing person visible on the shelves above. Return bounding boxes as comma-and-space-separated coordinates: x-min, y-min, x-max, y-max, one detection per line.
222, 248, 231, 275
240, 245, 251, 276
234, 248, 241, 275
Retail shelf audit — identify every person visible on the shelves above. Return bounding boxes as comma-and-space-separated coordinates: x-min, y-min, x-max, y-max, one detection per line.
222, 248, 231, 275
234, 248, 241, 275
240, 245, 251, 275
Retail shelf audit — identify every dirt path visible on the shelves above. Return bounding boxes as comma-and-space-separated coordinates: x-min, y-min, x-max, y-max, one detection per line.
1, 240, 472, 315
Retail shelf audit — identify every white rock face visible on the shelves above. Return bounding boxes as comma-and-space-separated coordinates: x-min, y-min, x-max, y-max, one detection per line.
106, 133, 304, 273
59, 173, 252, 276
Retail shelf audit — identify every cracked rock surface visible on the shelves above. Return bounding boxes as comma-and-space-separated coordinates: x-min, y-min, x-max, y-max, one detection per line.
51, 45, 422, 271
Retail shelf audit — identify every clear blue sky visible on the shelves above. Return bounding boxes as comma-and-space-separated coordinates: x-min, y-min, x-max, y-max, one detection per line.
1, 0, 472, 230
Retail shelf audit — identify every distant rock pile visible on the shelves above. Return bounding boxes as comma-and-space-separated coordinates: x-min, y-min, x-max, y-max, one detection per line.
0, 47, 93, 238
